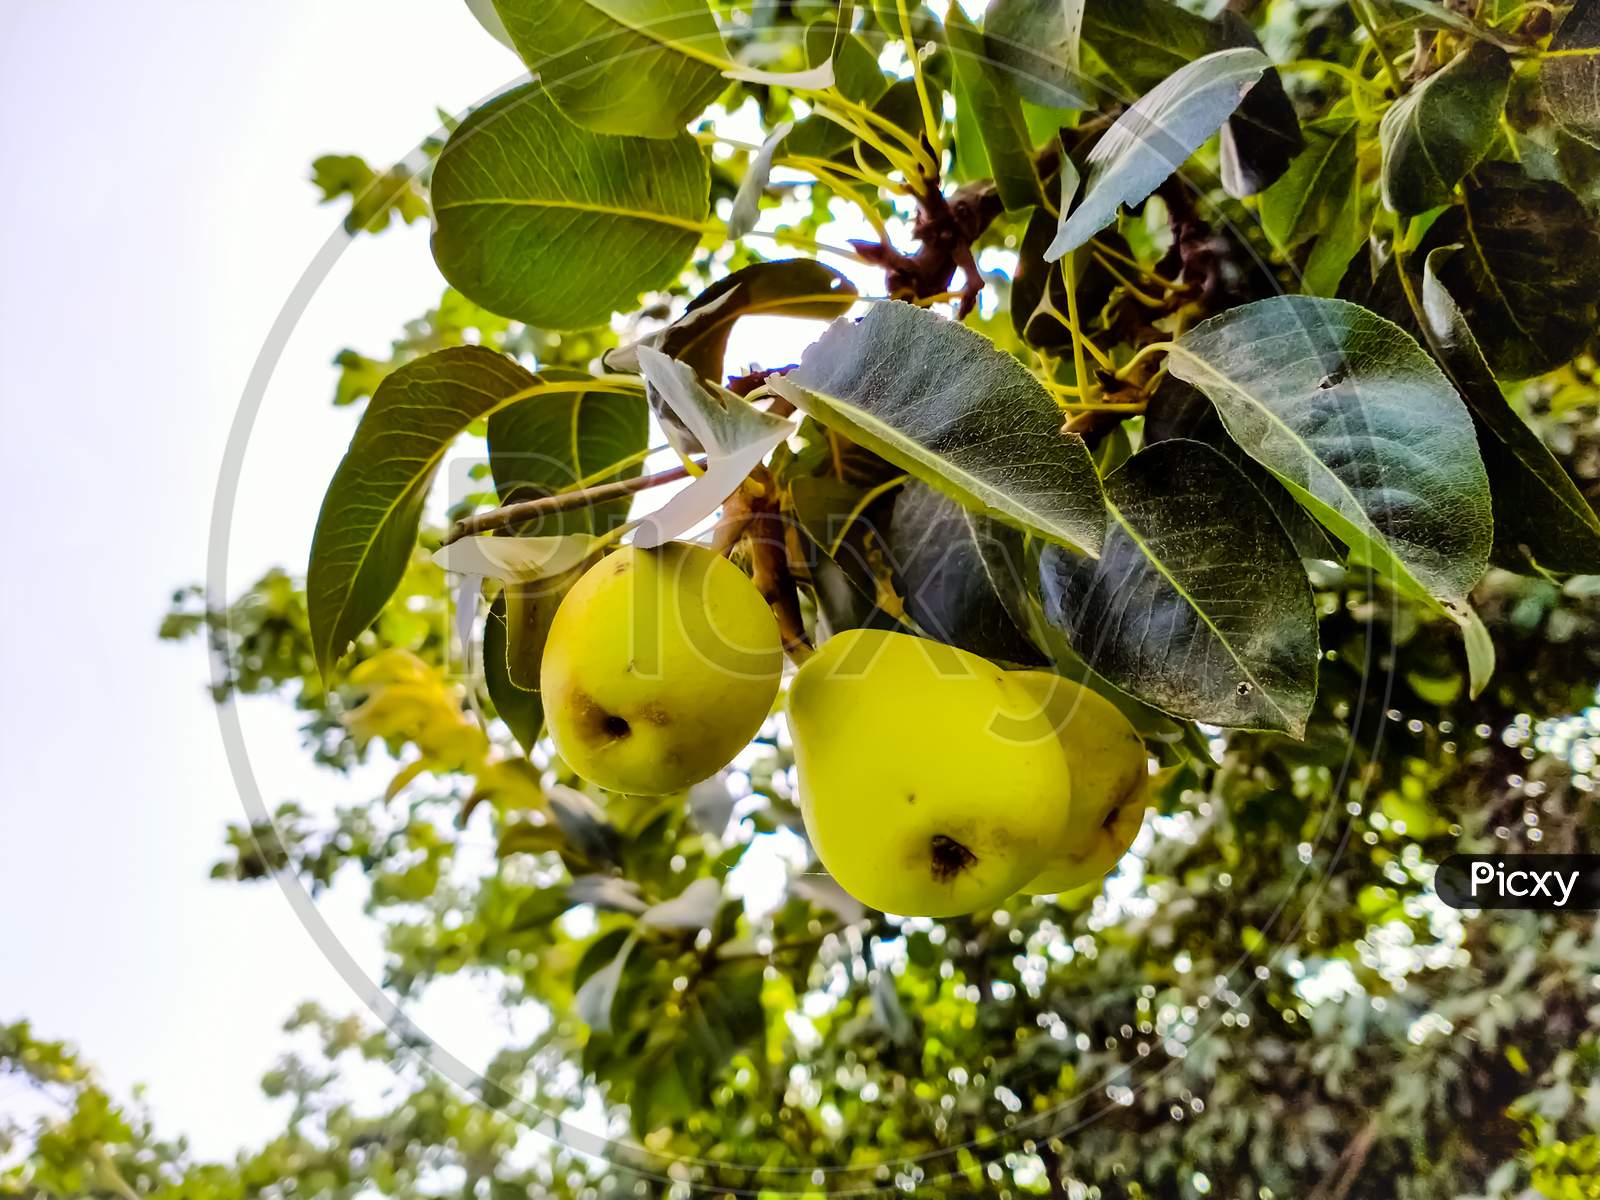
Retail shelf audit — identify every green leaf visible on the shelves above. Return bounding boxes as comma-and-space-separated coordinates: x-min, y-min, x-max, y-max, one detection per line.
1075, 2, 1298, 195
1374, 0, 1519, 51
575, 931, 637, 1033
948, 2, 1043, 212
632, 348, 797, 548
639, 877, 722, 930
491, 0, 725, 138
1421, 162, 1600, 378
308, 347, 540, 678
785, 78, 941, 168
1218, 72, 1300, 198
1142, 376, 1338, 561
1460, 604, 1495, 699
465, 0, 516, 49
771, 301, 1107, 555
430, 83, 708, 331
1379, 43, 1510, 215
1012, 182, 1129, 353
982, 0, 1095, 110
887, 481, 1046, 666
1039, 439, 1319, 735
1544, 0, 1600, 145
488, 367, 649, 535
1046, 47, 1269, 258
1418, 247, 1600, 574
435, 534, 601, 713
310, 154, 427, 235
483, 592, 544, 753
728, 121, 791, 240
1167, 296, 1491, 614
1258, 113, 1375, 295
606, 259, 859, 384
435, 533, 604, 723
1260, 117, 1360, 251
1079, 0, 1214, 95
805, 15, 889, 105
608, 259, 857, 457
1303, 155, 1376, 299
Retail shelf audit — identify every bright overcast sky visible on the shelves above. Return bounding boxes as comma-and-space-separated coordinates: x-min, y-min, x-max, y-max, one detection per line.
0, 0, 869, 1156
1, 0, 535, 1155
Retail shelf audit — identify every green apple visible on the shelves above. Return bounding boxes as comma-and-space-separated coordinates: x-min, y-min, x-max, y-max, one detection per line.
788, 628, 1074, 917
541, 541, 782, 794
1008, 670, 1150, 894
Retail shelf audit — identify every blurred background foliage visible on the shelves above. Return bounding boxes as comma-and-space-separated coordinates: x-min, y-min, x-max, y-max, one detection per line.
8, 0, 1600, 1196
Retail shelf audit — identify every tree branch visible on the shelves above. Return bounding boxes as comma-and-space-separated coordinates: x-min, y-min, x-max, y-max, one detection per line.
442, 459, 704, 545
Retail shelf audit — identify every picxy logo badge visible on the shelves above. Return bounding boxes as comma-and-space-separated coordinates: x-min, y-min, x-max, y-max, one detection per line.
1435, 855, 1600, 910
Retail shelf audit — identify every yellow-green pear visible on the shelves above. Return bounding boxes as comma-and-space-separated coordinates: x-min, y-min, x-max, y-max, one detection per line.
1009, 671, 1150, 894
788, 629, 1074, 917
541, 541, 782, 795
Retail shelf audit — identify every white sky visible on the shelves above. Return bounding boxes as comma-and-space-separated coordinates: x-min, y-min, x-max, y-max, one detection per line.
0, 0, 866, 1157
0, 0, 545, 1155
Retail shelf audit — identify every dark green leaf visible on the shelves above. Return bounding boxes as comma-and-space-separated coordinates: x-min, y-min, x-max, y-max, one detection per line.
308, 347, 537, 677
1513, 119, 1600, 209
1142, 376, 1338, 561
1380, 43, 1510, 215
488, 367, 649, 536
1079, 0, 1214, 95
1047, 47, 1269, 258
1422, 162, 1600, 378
1214, 14, 1302, 198
462, 537, 601, 754
1039, 439, 1318, 734
482, 593, 543, 753
1012, 192, 1126, 352
491, 0, 725, 138
887, 481, 1046, 665
771, 301, 1107, 555
551, 790, 625, 869
1218, 68, 1301, 197
1166, 295, 1491, 613
1258, 115, 1377, 296
574, 932, 636, 1033
782, 468, 911, 638
431, 83, 708, 330
982, 0, 1095, 110
1418, 247, 1600, 574
948, 3, 1042, 212
1544, 0, 1600, 145
606, 259, 859, 386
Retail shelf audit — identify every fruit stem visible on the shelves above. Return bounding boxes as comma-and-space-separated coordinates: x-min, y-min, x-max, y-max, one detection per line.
442, 459, 706, 545
724, 468, 813, 663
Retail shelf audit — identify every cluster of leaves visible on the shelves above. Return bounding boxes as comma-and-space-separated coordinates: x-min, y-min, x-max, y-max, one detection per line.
24, 0, 1600, 1195
19, 564, 1600, 1196
307, 0, 1600, 761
